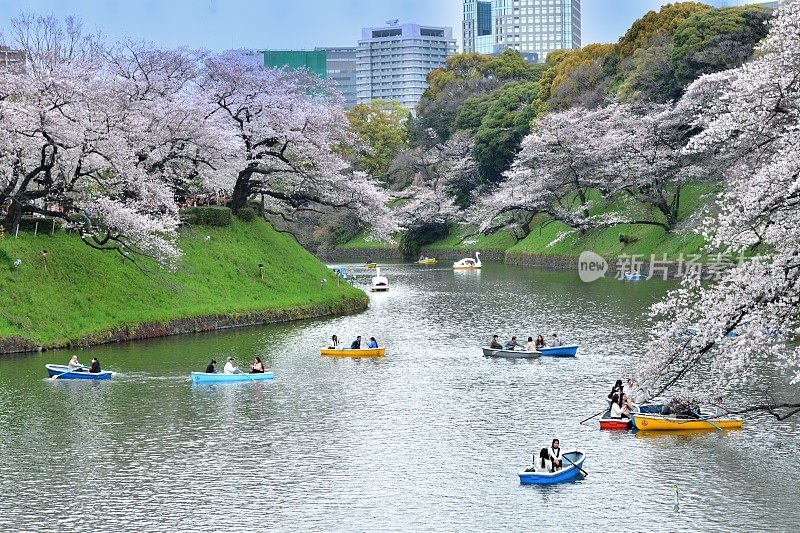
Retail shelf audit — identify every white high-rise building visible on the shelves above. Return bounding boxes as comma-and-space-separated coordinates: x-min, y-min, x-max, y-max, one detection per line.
356, 22, 457, 110
463, 0, 581, 62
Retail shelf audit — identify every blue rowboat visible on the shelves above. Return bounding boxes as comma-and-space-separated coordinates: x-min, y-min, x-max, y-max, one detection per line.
191, 371, 274, 384
623, 273, 644, 281
538, 344, 578, 357
482, 347, 541, 359
45, 364, 112, 380
518, 450, 585, 485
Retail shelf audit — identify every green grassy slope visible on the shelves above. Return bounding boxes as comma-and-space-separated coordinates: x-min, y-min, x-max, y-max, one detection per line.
0, 218, 365, 346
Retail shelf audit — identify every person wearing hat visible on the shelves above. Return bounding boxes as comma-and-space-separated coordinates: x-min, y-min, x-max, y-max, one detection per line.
205, 359, 217, 373
223, 357, 238, 374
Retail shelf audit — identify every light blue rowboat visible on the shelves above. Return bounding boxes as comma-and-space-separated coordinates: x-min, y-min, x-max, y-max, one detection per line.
482, 347, 541, 358
45, 364, 112, 380
623, 273, 644, 281
191, 371, 274, 384
518, 450, 586, 485
538, 344, 579, 357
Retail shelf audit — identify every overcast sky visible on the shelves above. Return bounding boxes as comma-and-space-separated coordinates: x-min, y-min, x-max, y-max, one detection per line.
0, 0, 739, 51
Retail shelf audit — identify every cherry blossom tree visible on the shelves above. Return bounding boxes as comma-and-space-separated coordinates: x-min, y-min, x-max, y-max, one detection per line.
637, 1, 800, 419
200, 51, 395, 238
0, 14, 183, 266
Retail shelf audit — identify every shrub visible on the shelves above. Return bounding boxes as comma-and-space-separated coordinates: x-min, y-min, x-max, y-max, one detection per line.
236, 207, 257, 222
181, 206, 232, 226
619, 234, 639, 245
399, 223, 449, 259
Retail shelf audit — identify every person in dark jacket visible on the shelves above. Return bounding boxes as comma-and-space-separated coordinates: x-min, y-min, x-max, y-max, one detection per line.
205, 359, 217, 373
350, 335, 362, 349
89, 357, 101, 373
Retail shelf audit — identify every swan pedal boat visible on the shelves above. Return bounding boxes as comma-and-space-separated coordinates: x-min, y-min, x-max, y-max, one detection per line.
416, 257, 437, 265
370, 267, 389, 292
632, 413, 742, 431
453, 252, 481, 270
482, 347, 541, 359
518, 450, 585, 485
320, 347, 385, 358
45, 364, 113, 380
538, 344, 579, 357
191, 371, 274, 384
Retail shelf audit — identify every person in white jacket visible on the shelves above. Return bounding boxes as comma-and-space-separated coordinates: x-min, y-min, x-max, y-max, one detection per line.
223, 357, 238, 374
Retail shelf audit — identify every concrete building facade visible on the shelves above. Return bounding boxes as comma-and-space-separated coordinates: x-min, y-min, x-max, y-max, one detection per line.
356, 22, 456, 110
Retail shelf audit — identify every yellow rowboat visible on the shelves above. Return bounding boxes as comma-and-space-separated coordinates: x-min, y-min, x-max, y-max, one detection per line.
365, 263, 377, 268
320, 348, 385, 358
416, 257, 437, 265
633, 413, 742, 431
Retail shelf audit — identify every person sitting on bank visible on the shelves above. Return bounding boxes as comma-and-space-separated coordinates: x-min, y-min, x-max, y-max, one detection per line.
535, 335, 545, 350
548, 333, 563, 347
89, 357, 101, 374
224, 357, 237, 374
489, 335, 502, 349
350, 335, 362, 349
367, 337, 378, 349
205, 359, 217, 373
250, 357, 265, 374
504, 336, 519, 350
328, 335, 339, 349
549, 439, 563, 471
68, 355, 83, 370
525, 336, 536, 352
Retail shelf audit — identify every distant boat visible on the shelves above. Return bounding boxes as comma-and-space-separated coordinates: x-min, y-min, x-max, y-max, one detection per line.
371, 267, 389, 292
518, 450, 586, 485
416, 257, 437, 265
365, 262, 377, 268
320, 347, 385, 358
191, 372, 274, 384
453, 252, 481, 270
623, 272, 644, 281
538, 344, 579, 357
482, 347, 541, 359
45, 364, 112, 380
632, 413, 743, 431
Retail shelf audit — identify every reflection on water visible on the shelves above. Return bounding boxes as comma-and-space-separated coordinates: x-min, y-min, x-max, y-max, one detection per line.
0, 263, 798, 532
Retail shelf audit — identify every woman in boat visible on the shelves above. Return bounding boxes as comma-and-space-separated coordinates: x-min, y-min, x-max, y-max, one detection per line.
525, 448, 552, 473
489, 335, 502, 349
607, 379, 624, 400
549, 439, 562, 471
609, 393, 629, 419
89, 357, 101, 374
623, 378, 635, 398
223, 357, 237, 374
367, 337, 378, 349
68, 355, 82, 370
525, 336, 536, 352
328, 335, 340, 349
621, 393, 632, 418
205, 359, 217, 373
250, 357, 265, 373
535, 335, 545, 350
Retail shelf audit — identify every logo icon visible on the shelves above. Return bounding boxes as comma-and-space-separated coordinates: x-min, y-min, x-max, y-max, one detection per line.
578, 251, 608, 283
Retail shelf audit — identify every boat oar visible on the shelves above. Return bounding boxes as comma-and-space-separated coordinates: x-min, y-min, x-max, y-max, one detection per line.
234, 369, 256, 381
49, 366, 86, 380
562, 454, 588, 477
579, 409, 605, 425
694, 412, 723, 432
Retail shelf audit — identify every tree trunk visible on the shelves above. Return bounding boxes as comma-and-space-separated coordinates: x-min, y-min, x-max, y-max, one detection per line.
3, 199, 23, 235
230, 170, 252, 212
